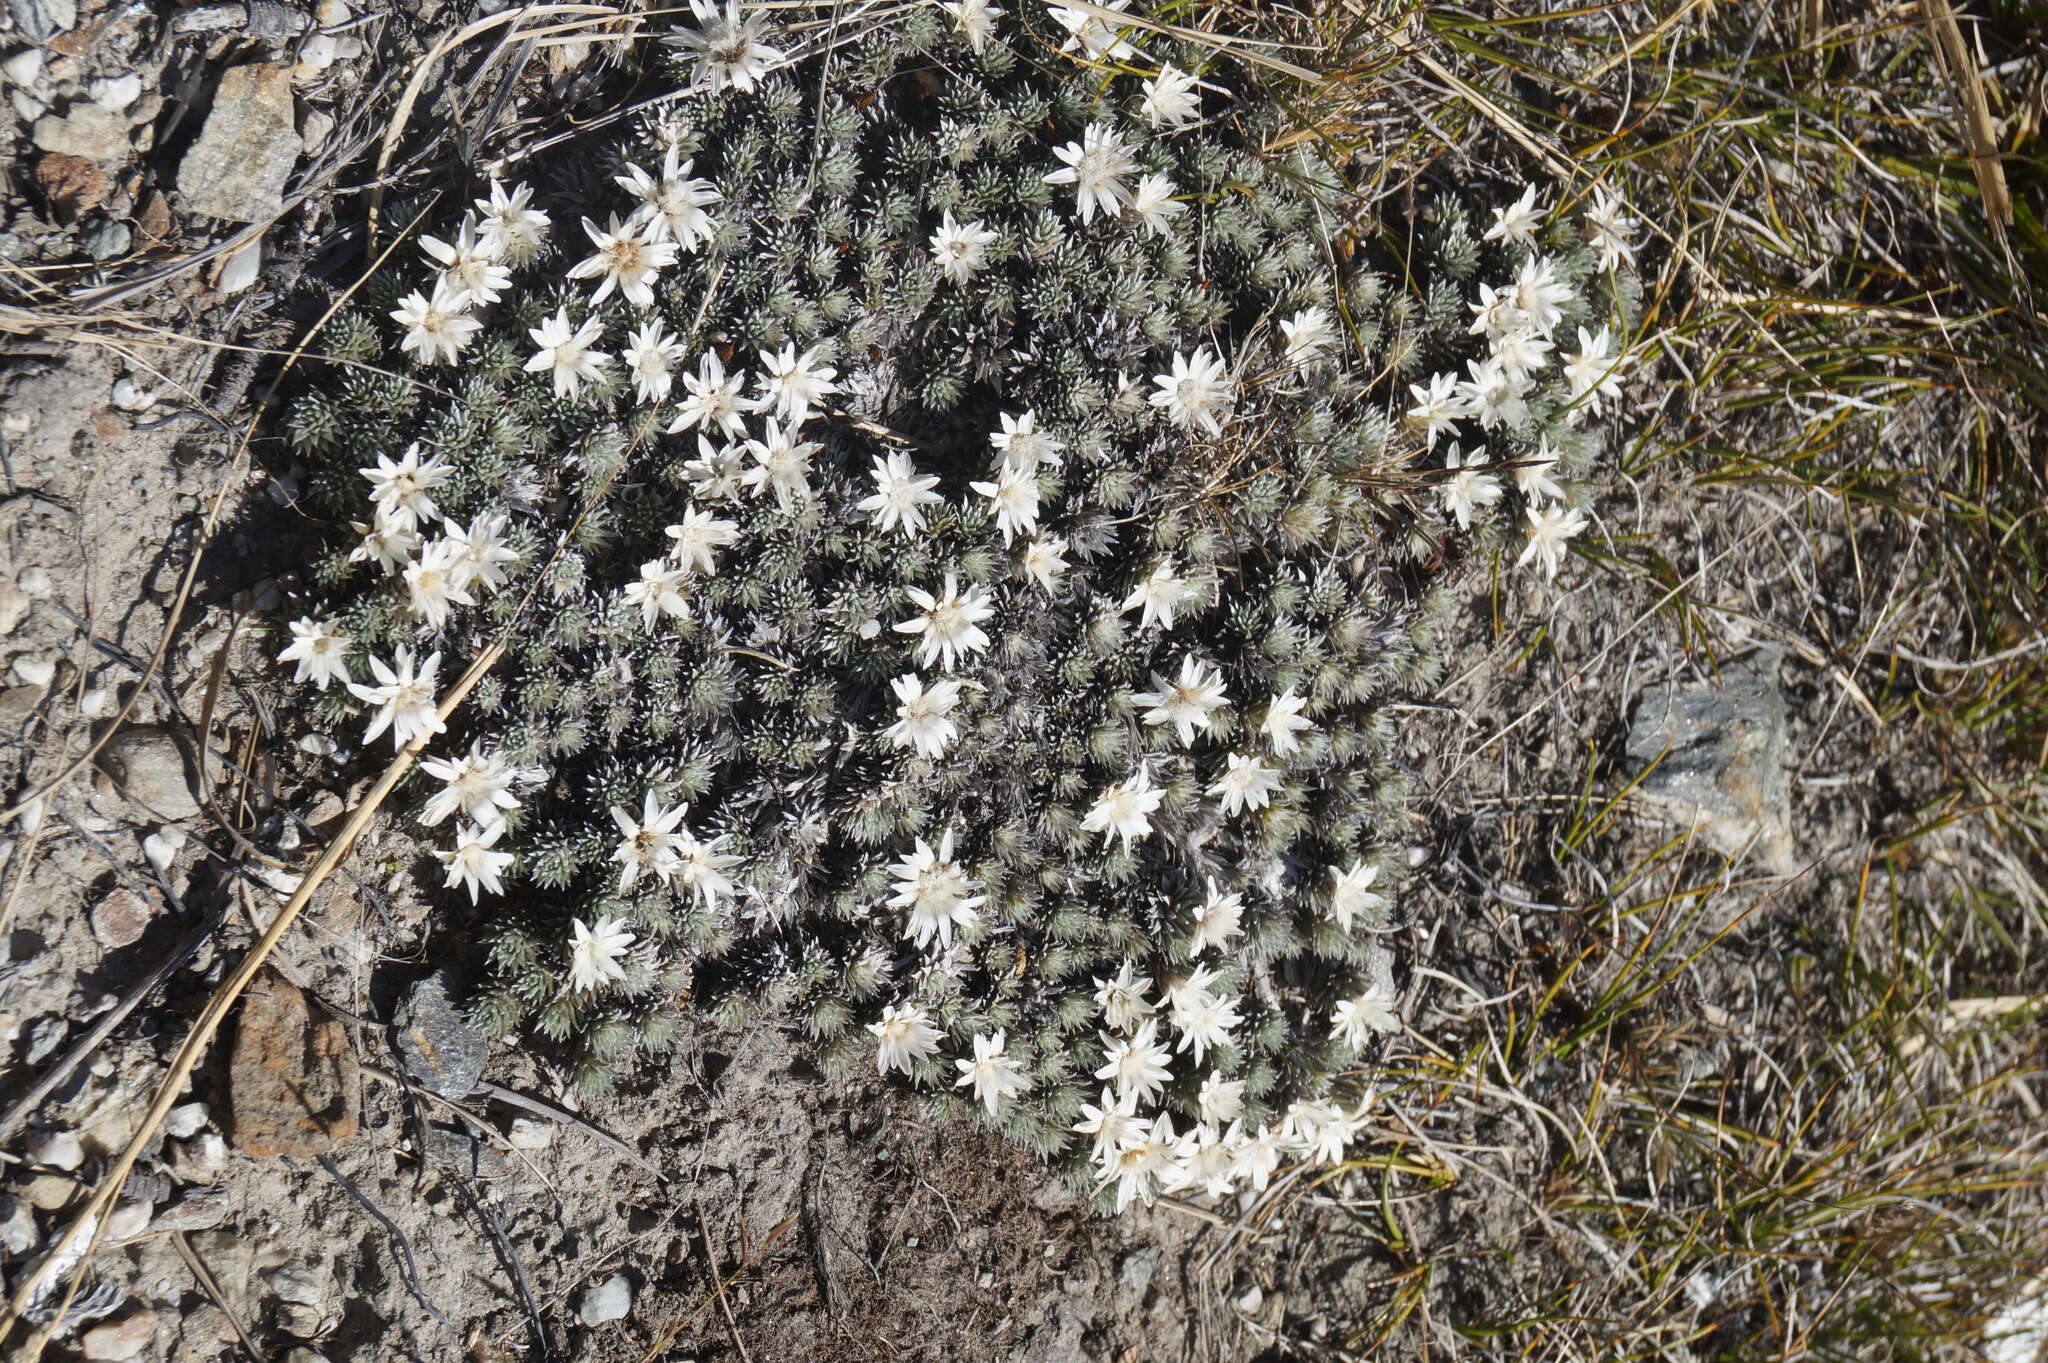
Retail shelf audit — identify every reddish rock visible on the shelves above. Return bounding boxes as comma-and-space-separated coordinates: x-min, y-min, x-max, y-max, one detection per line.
91, 887, 153, 948
33, 152, 108, 219
227, 974, 359, 1158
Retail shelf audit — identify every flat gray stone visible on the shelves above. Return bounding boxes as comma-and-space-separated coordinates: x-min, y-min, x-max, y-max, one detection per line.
31, 106, 126, 163
97, 725, 202, 820
576, 1273, 632, 1325
7, 0, 76, 42
176, 63, 300, 223
1625, 650, 1794, 872
391, 972, 486, 1098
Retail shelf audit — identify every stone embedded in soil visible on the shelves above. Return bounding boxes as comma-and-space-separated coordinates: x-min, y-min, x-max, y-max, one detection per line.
177, 63, 301, 223
577, 1273, 633, 1325
7, 0, 77, 43
0, 581, 28, 635
266, 1263, 329, 1307
91, 887, 154, 948
97, 726, 203, 820
33, 152, 109, 217
1624, 649, 1796, 873
31, 106, 127, 163
424, 1125, 508, 1179
164, 1101, 210, 1140
0, 1194, 36, 1255
506, 1116, 553, 1149
391, 971, 486, 1098
28, 1129, 84, 1170
80, 1310, 157, 1361
227, 973, 360, 1158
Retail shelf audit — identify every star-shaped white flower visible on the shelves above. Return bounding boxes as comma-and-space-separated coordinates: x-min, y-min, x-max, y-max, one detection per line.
1020, 535, 1069, 594
1280, 306, 1335, 368
1048, 0, 1138, 61
440, 512, 521, 593
1331, 984, 1401, 1048
868, 1003, 944, 1075
1092, 960, 1155, 1032
1483, 183, 1545, 247
277, 617, 352, 690
1327, 861, 1384, 933
359, 443, 451, 530
1082, 765, 1165, 848
435, 822, 512, 904
668, 351, 755, 438
1141, 63, 1201, 127
621, 557, 691, 629
1585, 186, 1638, 271
1126, 173, 1186, 237
1517, 502, 1589, 581
664, 505, 740, 575
1122, 558, 1190, 631
621, 322, 686, 405
391, 279, 480, 366
662, 0, 786, 95
402, 536, 477, 629
954, 1030, 1028, 1115
609, 791, 689, 892
740, 417, 822, 511
1439, 445, 1504, 531
1043, 122, 1137, 224
1262, 689, 1315, 756
348, 647, 445, 749
1094, 1020, 1173, 1103
967, 462, 1038, 545
754, 343, 839, 424
1562, 325, 1628, 419
1131, 655, 1229, 746
1197, 1072, 1245, 1127
615, 149, 721, 250
1189, 879, 1243, 954
989, 409, 1062, 474
1510, 254, 1573, 337
418, 740, 523, 828
472, 178, 551, 264
1149, 346, 1233, 434
682, 435, 749, 501
1073, 1085, 1140, 1164
942, 0, 1002, 50
1457, 355, 1531, 432
524, 308, 610, 399
1230, 1121, 1286, 1191
889, 828, 985, 949
420, 218, 511, 308
349, 512, 422, 575
894, 573, 994, 671
884, 673, 964, 759
568, 214, 677, 309
1210, 752, 1281, 816
856, 451, 944, 538
1405, 371, 1466, 448
928, 211, 998, 284
568, 915, 636, 993
1514, 438, 1566, 504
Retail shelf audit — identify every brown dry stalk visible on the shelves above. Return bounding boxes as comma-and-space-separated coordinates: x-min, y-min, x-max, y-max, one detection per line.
1922, 0, 2012, 237
0, 641, 504, 1359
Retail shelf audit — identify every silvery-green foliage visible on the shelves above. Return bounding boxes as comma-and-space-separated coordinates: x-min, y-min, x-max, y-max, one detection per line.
281, 1, 1640, 1200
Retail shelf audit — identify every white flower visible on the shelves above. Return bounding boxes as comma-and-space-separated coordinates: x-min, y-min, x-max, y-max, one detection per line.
740, 417, 822, 511
968, 462, 1039, 545
889, 828, 985, 949
1149, 346, 1233, 435
1331, 984, 1400, 1048
390, 280, 480, 366
1166, 1124, 1238, 1198
1280, 306, 1335, 368
884, 673, 964, 759
402, 536, 477, 629
1483, 183, 1545, 247
681, 435, 748, 501
1092, 961, 1154, 1032
349, 513, 421, 575
954, 1031, 1028, 1115
663, 0, 785, 95
1126, 173, 1186, 237
1210, 752, 1281, 815
348, 647, 445, 749
615, 149, 720, 250
1457, 355, 1531, 431
1327, 861, 1384, 933
868, 1003, 943, 1075
1082, 765, 1165, 848
1585, 186, 1638, 271
1048, 0, 1138, 61
942, 0, 1002, 50
1121, 558, 1190, 631
609, 791, 688, 892
1099, 1113, 1174, 1211
568, 915, 636, 993
1189, 879, 1243, 953
1261, 689, 1314, 757
928, 211, 998, 283
621, 322, 686, 405
1019, 535, 1069, 594
1131, 654, 1229, 746
440, 513, 521, 593
664, 505, 740, 575
473, 179, 550, 264
1073, 1085, 1140, 1164
1467, 281, 1524, 340
672, 830, 740, 908
894, 573, 994, 670
568, 214, 677, 309
989, 409, 1062, 473
621, 558, 691, 629
1229, 1121, 1285, 1190
420, 218, 511, 307
1283, 1097, 1370, 1164
1439, 445, 1503, 531
1197, 1072, 1245, 1127
1514, 438, 1565, 504
419, 741, 522, 828
1405, 371, 1465, 448
1510, 254, 1573, 336
1140, 63, 1200, 127
856, 451, 944, 538
1093, 1020, 1173, 1103
755, 343, 839, 424
277, 617, 352, 689
524, 308, 610, 399
1169, 986, 1239, 1061
435, 822, 512, 904
668, 351, 755, 438
1517, 502, 1589, 581
1043, 122, 1137, 224
1488, 327, 1552, 382
1562, 325, 1627, 418
359, 442, 451, 530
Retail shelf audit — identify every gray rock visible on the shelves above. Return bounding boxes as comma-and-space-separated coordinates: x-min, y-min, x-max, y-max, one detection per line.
505, 1116, 553, 1150
80, 1310, 157, 1361
283, 1350, 330, 1363
97, 726, 202, 820
391, 972, 486, 1098
0, 582, 27, 635
25, 1015, 67, 1064
1117, 1246, 1159, 1295
31, 106, 127, 163
28, 1129, 84, 1171
7, 0, 76, 42
577, 1273, 632, 1325
164, 1101, 210, 1140
277, 1302, 324, 1337
82, 220, 131, 261
0, 1193, 37, 1256
1625, 650, 1795, 872
424, 1126, 508, 1178
176, 64, 301, 223
266, 1263, 329, 1307
103, 1198, 153, 1242
152, 1184, 231, 1234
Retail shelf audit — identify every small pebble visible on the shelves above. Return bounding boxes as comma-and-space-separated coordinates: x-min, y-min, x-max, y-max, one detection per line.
0, 1194, 38, 1255
266, 1263, 328, 1307
89, 73, 141, 111
277, 1303, 324, 1337
164, 1102, 210, 1140
79, 685, 112, 717
143, 826, 187, 873
17, 566, 51, 598
110, 377, 155, 411
105, 1198, 153, 1241
217, 239, 261, 294
2, 49, 42, 91
577, 1273, 632, 1325
83, 220, 132, 261
80, 1309, 157, 1361
29, 1129, 85, 1171
12, 655, 54, 687
506, 1116, 553, 1150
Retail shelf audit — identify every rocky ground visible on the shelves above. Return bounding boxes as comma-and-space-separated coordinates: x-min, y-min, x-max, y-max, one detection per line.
5, 3, 2036, 1363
